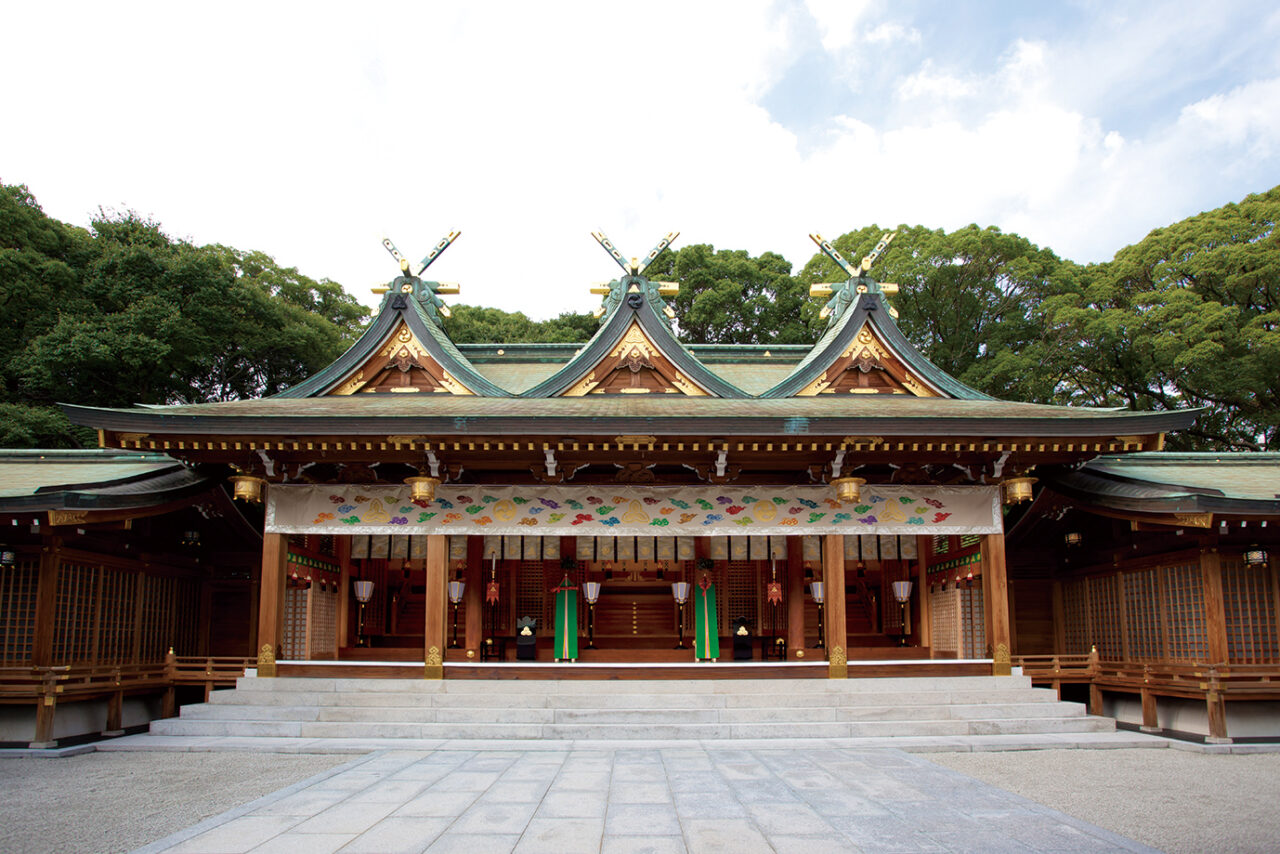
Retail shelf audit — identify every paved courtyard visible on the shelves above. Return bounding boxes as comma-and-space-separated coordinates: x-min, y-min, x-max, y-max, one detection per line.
131, 747, 1156, 854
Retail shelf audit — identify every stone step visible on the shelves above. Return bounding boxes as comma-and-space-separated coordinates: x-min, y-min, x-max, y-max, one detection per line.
209, 685, 1058, 709
151, 714, 1111, 741
181, 698, 1085, 726
229, 674, 1035, 694
157, 674, 1108, 742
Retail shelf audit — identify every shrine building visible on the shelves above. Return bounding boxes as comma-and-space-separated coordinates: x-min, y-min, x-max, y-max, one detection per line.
54, 230, 1198, 692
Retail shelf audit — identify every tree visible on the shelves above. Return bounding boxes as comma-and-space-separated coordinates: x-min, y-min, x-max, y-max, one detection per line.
645, 244, 812, 345
442, 305, 596, 344
0, 184, 369, 447
1041, 186, 1280, 450
797, 224, 1073, 402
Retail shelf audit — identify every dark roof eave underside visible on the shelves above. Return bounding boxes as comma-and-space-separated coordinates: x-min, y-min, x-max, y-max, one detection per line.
66, 406, 1198, 438
1046, 471, 1280, 518
0, 472, 215, 513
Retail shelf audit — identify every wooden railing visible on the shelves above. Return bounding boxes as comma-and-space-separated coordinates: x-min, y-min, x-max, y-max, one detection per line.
0, 653, 253, 746
1011, 653, 1095, 683
1014, 649, 1280, 741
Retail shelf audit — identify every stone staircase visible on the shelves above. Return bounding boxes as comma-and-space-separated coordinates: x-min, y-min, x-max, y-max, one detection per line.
151, 675, 1113, 741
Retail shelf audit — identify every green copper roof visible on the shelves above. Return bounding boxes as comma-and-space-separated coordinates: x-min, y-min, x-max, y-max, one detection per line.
64, 395, 1198, 438
760, 291, 991, 400
0, 449, 210, 510
518, 278, 750, 399
1046, 452, 1280, 516
276, 283, 512, 398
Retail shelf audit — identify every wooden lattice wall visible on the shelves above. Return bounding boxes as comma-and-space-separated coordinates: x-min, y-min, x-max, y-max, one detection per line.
960, 585, 986, 659
929, 587, 958, 656
0, 557, 38, 664
1061, 560, 1215, 662
39, 559, 199, 665
1223, 558, 1279, 664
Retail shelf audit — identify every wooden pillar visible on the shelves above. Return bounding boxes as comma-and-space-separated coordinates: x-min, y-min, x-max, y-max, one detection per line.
786, 536, 805, 657
424, 534, 447, 679
916, 536, 932, 656
31, 670, 58, 747
1200, 546, 1229, 665
104, 688, 124, 736
823, 534, 847, 678
983, 532, 1012, 675
31, 537, 59, 667
256, 533, 287, 677
464, 536, 484, 656
1140, 685, 1160, 733
1051, 579, 1066, 655
336, 536, 351, 650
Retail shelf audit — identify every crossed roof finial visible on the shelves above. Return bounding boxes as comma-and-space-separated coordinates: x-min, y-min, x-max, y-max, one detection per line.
587, 231, 681, 321
807, 231, 900, 324
373, 232, 462, 320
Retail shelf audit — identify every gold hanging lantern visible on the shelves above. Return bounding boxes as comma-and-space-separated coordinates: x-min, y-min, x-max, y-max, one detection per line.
1002, 476, 1037, 505
230, 475, 268, 503
405, 476, 440, 503
831, 477, 866, 504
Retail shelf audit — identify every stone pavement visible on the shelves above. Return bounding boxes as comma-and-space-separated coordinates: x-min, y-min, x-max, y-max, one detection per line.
132, 746, 1160, 854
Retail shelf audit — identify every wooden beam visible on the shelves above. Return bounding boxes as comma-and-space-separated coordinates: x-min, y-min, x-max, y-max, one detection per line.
786, 535, 805, 657
916, 535, 932, 656
31, 538, 59, 667
256, 533, 287, 677
984, 532, 1012, 675
336, 536, 351, 649
1200, 546, 1229, 665
823, 534, 847, 678
464, 535, 484, 656
424, 534, 447, 679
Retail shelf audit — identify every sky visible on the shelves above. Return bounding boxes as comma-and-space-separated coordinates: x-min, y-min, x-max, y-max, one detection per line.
4, 1, 1279, 319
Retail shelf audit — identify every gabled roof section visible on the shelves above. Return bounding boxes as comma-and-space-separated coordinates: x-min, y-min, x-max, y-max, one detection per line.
520, 276, 748, 398
274, 281, 511, 399
761, 291, 992, 399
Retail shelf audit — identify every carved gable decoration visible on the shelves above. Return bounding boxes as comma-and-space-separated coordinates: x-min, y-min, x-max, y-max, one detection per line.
330, 322, 475, 396
797, 323, 939, 397
563, 322, 709, 397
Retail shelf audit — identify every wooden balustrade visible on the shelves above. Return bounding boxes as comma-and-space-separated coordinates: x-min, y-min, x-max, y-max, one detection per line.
1013, 649, 1280, 742
0, 653, 253, 746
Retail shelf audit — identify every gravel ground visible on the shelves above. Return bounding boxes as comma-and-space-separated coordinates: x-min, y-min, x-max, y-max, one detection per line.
0, 752, 348, 854
929, 748, 1280, 854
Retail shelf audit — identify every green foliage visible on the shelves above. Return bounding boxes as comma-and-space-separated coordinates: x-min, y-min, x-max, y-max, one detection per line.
1039, 186, 1280, 450
0, 183, 369, 448
646, 244, 813, 345
443, 305, 597, 343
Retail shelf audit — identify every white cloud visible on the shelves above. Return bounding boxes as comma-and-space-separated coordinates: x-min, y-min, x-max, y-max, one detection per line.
804, 0, 874, 52
897, 62, 975, 100
864, 22, 921, 46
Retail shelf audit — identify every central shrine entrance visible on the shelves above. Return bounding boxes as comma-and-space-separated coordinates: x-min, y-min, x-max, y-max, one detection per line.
282, 520, 999, 672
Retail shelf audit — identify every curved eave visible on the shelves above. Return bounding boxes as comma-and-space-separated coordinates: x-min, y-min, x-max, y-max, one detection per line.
520, 295, 748, 399
1045, 468, 1280, 518
760, 293, 993, 400
63, 400, 1199, 439
0, 467, 214, 513
275, 296, 511, 398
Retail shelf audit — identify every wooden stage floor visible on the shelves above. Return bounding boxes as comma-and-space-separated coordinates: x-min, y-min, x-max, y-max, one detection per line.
274, 658, 994, 680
